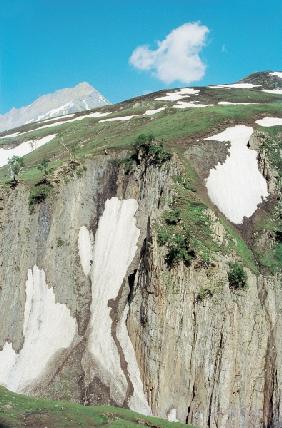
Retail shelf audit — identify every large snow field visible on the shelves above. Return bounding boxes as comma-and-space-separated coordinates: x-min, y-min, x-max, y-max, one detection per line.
205, 125, 268, 224
78, 198, 151, 414
0, 134, 56, 167
0, 266, 76, 392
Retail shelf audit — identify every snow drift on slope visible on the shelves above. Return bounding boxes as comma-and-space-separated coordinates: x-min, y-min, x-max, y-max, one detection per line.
205, 125, 268, 224
0, 134, 56, 167
79, 198, 151, 415
0, 266, 76, 392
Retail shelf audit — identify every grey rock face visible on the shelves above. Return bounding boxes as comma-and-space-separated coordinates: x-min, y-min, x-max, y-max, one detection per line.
0, 82, 110, 132
0, 153, 281, 427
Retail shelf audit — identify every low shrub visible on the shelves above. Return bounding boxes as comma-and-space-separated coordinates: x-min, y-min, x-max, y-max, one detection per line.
228, 262, 247, 289
29, 181, 52, 212
126, 134, 172, 170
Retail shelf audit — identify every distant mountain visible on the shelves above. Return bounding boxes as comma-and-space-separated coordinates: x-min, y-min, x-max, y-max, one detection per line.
0, 82, 110, 132
240, 70, 282, 89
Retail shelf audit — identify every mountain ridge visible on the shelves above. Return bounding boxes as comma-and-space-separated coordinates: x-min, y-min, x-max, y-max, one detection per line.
0, 82, 110, 132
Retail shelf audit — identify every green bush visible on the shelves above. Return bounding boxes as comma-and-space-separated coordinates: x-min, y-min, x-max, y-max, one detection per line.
132, 134, 171, 166
158, 228, 195, 267
228, 262, 247, 289
196, 287, 213, 302
163, 208, 181, 225
29, 182, 52, 212
165, 233, 195, 267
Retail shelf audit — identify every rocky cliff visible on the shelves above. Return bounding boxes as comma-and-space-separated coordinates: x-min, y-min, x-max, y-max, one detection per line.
0, 72, 281, 428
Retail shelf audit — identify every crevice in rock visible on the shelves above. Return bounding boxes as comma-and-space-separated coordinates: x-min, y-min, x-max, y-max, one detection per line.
108, 286, 134, 409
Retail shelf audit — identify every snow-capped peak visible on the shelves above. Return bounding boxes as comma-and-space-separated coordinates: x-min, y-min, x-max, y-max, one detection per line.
0, 82, 110, 132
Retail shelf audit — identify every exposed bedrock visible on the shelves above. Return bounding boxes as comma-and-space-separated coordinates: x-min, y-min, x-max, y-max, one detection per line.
0, 152, 281, 427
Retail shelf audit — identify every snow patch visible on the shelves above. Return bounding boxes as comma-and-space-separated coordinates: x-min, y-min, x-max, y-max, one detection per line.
205, 125, 268, 224
0, 134, 56, 168
173, 101, 211, 109
84, 197, 151, 414
117, 306, 151, 414
269, 72, 282, 79
0, 266, 76, 392
208, 83, 261, 89
31, 111, 112, 131
99, 115, 137, 122
262, 89, 282, 95
218, 101, 258, 105
36, 102, 75, 121
168, 408, 178, 422
144, 107, 166, 116
0, 132, 21, 139
155, 88, 200, 101
36, 114, 75, 124
255, 117, 282, 127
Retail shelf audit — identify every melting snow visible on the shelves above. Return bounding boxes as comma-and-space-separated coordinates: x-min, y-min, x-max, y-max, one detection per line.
37, 113, 75, 123
208, 83, 261, 89
144, 107, 166, 116
0, 132, 21, 139
218, 101, 258, 105
262, 89, 282, 95
0, 266, 76, 392
155, 88, 200, 101
80, 198, 151, 414
0, 134, 56, 168
269, 72, 282, 79
255, 117, 282, 127
32, 111, 112, 131
168, 409, 178, 422
99, 115, 137, 122
205, 125, 268, 224
173, 101, 211, 109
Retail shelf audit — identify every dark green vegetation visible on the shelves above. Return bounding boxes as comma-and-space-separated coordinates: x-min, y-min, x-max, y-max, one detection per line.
28, 180, 53, 212
0, 386, 189, 428
228, 262, 247, 289
121, 134, 171, 173
131, 134, 171, 166
252, 127, 282, 273
157, 173, 219, 267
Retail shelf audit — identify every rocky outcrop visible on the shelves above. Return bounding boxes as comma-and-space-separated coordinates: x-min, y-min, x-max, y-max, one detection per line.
0, 152, 281, 428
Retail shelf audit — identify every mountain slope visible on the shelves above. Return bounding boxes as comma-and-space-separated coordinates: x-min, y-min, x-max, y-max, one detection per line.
0, 71, 281, 427
240, 70, 282, 89
0, 386, 189, 428
0, 82, 110, 132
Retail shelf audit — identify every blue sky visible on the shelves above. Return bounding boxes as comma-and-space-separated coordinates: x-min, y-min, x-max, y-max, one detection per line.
0, 0, 281, 113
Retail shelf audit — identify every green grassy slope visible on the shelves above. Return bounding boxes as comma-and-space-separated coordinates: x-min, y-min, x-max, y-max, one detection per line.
0, 86, 281, 185
0, 386, 190, 428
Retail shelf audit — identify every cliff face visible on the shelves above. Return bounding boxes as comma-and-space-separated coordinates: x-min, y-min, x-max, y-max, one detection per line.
0, 146, 281, 428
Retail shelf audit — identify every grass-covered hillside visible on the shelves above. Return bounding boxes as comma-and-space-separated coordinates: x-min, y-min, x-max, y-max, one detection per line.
0, 386, 189, 428
0, 75, 281, 276
0, 82, 281, 185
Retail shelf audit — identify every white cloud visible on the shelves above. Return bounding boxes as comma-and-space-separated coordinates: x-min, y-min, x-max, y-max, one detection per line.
129, 22, 209, 84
